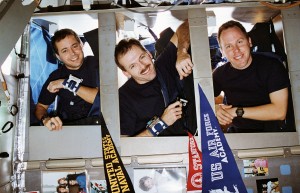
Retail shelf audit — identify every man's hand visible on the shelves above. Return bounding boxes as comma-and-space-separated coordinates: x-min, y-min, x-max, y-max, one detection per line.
43, 116, 63, 131
47, 79, 65, 93
161, 101, 183, 126
176, 51, 193, 80
215, 104, 235, 125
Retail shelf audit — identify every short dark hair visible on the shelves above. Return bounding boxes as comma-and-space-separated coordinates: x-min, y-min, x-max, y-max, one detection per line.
114, 38, 146, 71
51, 28, 81, 54
139, 176, 151, 191
217, 20, 249, 47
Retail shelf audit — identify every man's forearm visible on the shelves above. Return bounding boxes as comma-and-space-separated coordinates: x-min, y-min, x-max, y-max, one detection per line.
235, 105, 287, 121
135, 129, 153, 137
230, 88, 288, 121
176, 20, 190, 54
76, 86, 99, 104
35, 103, 48, 121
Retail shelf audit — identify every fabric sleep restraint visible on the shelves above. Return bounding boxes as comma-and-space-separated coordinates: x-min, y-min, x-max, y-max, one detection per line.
156, 69, 170, 106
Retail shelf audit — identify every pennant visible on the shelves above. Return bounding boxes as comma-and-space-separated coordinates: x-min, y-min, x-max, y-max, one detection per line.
100, 116, 135, 193
187, 132, 203, 193
198, 84, 247, 193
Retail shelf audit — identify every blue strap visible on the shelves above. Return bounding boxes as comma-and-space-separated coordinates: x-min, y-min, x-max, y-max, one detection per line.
156, 68, 185, 106
156, 69, 169, 106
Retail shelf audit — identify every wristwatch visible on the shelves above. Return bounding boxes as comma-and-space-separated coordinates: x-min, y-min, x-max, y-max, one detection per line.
146, 116, 168, 136
40, 114, 49, 126
236, 107, 244, 117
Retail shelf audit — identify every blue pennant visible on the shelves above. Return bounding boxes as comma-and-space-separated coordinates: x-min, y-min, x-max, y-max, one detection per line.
198, 84, 247, 193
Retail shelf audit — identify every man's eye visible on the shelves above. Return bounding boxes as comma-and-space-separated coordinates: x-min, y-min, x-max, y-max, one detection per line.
141, 53, 147, 60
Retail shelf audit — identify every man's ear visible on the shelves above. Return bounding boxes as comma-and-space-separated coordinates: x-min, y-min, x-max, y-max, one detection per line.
56, 54, 61, 61
146, 50, 153, 59
219, 47, 223, 55
249, 37, 253, 47
122, 71, 131, 78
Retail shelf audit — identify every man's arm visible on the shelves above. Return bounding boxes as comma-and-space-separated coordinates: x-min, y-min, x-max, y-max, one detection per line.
215, 88, 289, 125
135, 129, 153, 137
47, 78, 98, 104
134, 101, 182, 137
170, 20, 194, 80
172, 20, 190, 52
134, 101, 183, 137
76, 86, 99, 104
234, 88, 288, 121
35, 102, 48, 122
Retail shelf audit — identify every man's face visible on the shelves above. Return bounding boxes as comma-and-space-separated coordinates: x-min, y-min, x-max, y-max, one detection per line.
55, 35, 84, 70
252, 168, 258, 173
219, 26, 252, 70
118, 45, 156, 84
144, 177, 154, 189
58, 178, 67, 185
69, 180, 77, 185
59, 187, 69, 193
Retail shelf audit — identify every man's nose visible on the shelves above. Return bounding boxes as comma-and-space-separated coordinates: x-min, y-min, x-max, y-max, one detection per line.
139, 61, 148, 68
233, 45, 240, 52
139, 62, 148, 73
70, 48, 76, 55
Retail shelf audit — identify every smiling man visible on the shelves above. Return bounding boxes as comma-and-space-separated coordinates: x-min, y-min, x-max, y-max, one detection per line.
213, 20, 290, 133
115, 20, 196, 137
35, 28, 100, 131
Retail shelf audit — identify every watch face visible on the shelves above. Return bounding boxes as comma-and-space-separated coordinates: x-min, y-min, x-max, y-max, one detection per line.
236, 107, 244, 117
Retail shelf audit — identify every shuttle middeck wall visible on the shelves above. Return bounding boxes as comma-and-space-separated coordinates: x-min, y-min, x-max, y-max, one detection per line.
3, 3, 300, 193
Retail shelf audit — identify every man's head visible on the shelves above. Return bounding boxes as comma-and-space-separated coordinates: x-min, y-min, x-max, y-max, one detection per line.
114, 38, 156, 84
51, 28, 84, 70
57, 177, 67, 185
57, 185, 69, 193
217, 20, 252, 70
252, 167, 258, 174
139, 176, 154, 191
69, 179, 78, 185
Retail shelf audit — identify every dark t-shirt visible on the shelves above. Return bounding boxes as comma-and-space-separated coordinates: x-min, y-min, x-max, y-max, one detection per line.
213, 53, 290, 132
38, 56, 99, 121
119, 43, 194, 136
